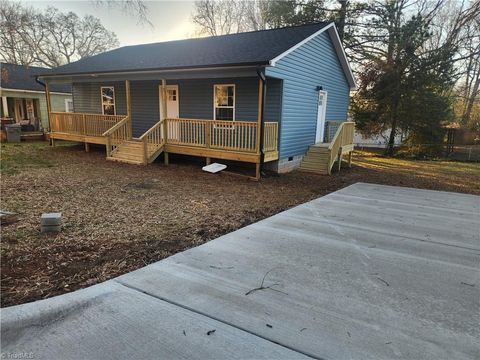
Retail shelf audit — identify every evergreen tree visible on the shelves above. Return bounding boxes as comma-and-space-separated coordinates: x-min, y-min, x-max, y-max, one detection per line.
351, 3, 456, 156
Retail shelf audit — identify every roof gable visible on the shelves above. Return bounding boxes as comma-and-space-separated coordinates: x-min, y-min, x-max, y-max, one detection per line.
269, 23, 356, 89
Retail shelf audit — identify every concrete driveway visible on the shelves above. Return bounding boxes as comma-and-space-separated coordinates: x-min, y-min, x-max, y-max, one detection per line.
2, 183, 479, 359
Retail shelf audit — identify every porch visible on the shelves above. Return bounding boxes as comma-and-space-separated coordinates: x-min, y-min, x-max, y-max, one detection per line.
46, 77, 279, 179
49, 112, 278, 163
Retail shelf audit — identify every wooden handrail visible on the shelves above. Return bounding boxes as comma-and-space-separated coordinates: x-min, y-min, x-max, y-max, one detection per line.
50, 112, 125, 137
327, 121, 355, 174
165, 118, 261, 153
102, 116, 130, 136
139, 119, 163, 140
104, 116, 132, 157
137, 119, 165, 164
51, 111, 125, 120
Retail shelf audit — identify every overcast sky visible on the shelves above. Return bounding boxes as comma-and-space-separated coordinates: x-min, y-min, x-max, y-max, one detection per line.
23, 1, 198, 47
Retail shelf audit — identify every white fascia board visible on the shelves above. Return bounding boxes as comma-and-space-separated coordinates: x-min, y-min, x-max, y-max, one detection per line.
269, 22, 357, 90
0, 87, 71, 96
327, 25, 357, 90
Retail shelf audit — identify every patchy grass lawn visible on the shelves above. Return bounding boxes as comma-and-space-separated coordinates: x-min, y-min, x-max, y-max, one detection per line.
1, 142, 479, 307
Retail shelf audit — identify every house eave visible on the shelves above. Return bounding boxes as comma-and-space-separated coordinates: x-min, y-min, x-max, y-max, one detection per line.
37, 62, 269, 82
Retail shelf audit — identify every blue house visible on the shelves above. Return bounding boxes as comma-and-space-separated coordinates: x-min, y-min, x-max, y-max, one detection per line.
38, 22, 356, 178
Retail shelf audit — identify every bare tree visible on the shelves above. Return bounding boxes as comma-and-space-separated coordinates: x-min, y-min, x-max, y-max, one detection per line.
0, 1, 37, 65
192, 0, 251, 36
0, 1, 119, 67
93, 0, 151, 26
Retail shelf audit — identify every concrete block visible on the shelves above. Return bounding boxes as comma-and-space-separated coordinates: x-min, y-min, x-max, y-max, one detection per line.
41, 224, 62, 233
41, 212, 62, 226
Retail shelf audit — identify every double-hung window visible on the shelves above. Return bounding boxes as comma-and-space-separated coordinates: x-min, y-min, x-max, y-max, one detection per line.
101, 86, 116, 115
214, 84, 235, 121
65, 99, 74, 112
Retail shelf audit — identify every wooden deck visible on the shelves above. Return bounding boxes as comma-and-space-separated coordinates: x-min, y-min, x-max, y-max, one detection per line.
49, 112, 279, 175
45, 79, 278, 179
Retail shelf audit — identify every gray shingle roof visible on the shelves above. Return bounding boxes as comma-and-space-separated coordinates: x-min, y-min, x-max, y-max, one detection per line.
1, 63, 71, 93
44, 22, 330, 76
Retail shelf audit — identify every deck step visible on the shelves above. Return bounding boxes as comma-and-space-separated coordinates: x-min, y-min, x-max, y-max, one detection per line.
299, 142, 332, 175
106, 156, 144, 165
106, 138, 164, 165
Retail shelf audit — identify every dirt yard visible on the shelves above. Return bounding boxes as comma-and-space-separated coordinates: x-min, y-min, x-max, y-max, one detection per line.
1, 142, 479, 307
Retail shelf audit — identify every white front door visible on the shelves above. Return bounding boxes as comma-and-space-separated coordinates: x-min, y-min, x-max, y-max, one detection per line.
164, 85, 179, 118
315, 91, 327, 143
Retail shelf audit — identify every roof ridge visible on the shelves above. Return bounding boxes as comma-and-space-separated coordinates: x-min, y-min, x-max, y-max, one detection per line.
120, 21, 332, 49
1, 62, 51, 70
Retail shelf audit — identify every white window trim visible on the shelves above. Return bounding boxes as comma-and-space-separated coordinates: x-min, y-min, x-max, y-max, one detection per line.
213, 84, 235, 121
101, 86, 116, 115
65, 98, 74, 112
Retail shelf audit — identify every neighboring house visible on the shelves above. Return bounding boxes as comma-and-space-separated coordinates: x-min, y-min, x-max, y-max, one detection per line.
354, 129, 405, 148
0, 63, 72, 132
38, 22, 356, 177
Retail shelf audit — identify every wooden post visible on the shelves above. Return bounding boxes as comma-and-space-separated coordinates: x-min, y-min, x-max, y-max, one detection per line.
125, 80, 132, 137
255, 162, 261, 180
256, 78, 263, 155
255, 77, 265, 181
337, 147, 343, 172
85, 142, 90, 152
160, 80, 169, 165
143, 138, 148, 165
1, 97, 9, 117
348, 151, 353, 168
206, 157, 211, 165
106, 137, 111, 157
82, 114, 86, 135
206, 121, 211, 148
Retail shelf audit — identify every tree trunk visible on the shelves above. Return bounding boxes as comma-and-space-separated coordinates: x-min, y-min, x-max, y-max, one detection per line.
462, 69, 480, 125
337, 0, 348, 42
386, 96, 400, 156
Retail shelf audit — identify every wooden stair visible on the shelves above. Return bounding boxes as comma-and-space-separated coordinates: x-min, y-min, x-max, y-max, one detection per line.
105, 118, 165, 165
107, 140, 146, 164
299, 143, 331, 174
299, 122, 356, 175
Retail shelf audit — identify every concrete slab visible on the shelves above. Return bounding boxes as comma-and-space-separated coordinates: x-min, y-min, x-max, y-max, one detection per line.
1, 281, 306, 360
2, 183, 479, 359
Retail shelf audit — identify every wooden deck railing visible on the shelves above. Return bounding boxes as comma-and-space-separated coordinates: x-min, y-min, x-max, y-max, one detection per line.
139, 120, 165, 164
327, 121, 355, 174
49, 113, 279, 162
103, 116, 132, 157
264, 122, 279, 152
165, 118, 277, 154
50, 112, 126, 137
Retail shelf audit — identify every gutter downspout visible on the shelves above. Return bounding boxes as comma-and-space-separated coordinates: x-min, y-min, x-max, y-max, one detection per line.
256, 68, 267, 176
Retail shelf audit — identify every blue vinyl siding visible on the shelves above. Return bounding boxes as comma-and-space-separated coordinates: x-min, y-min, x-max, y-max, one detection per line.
174, 77, 258, 121
73, 77, 282, 137
72, 81, 127, 115
130, 80, 159, 137
264, 78, 283, 122
265, 31, 350, 159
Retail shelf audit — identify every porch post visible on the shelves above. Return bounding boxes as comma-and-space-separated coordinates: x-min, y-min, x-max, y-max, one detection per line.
255, 77, 264, 180
1, 97, 9, 117
125, 80, 132, 138
161, 79, 169, 165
